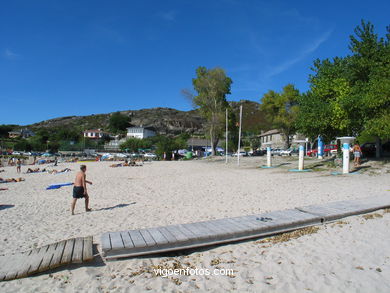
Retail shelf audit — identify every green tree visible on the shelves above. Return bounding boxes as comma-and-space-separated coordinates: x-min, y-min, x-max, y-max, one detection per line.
109, 112, 131, 134
297, 20, 390, 157
260, 84, 300, 147
154, 136, 187, 159
190, 66, 232, 155
120, 137, 152, 153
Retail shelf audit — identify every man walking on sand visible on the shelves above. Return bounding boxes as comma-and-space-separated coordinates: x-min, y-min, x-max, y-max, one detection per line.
71, 165, 92, 215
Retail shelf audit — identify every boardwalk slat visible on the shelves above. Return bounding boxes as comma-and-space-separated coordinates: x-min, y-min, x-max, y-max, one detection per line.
72, 237, 84, 263
187, 222, 216, 239
5, 254, 25, 280
158, 227, 177, 243
120, 232, 134, 249
61, 238, 75, 264
49, 240, 66, 269
147, 228, 169, 245
38, 243, 57, 272
176, 224, 200, 240
28, 245, 50, 274
109, 232, 124, 250
165, 225, 189, 242
101, 233, 112, 252
128, 230, 147, 248
82, 236, 93, 262
0, 237, 93, 282
139, 230, 157, 247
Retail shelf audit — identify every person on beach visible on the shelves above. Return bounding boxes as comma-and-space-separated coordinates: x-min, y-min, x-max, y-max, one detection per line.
71, 165, 92, 215
352, 142, 362, 167
16, 159, 21, 173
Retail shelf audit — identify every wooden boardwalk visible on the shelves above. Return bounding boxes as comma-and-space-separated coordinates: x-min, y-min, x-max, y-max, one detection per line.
101, 195, 390, 260
0, 236, 93, 281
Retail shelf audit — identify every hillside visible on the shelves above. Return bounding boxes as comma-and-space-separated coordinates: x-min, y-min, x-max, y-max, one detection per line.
28, 108, 206, 136
3, 102, 270, 138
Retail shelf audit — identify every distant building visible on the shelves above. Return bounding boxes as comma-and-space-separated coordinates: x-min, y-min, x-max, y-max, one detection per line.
259, 129, 305, 149
187, 138, 222, 151
8, 128, 35, 139
83, 129, 109, 139
126, 126, 156, 139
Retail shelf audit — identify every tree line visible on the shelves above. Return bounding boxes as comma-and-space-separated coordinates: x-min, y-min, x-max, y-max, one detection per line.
189, 20, 389, 156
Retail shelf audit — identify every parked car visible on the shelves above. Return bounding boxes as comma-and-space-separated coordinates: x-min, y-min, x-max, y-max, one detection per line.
280, 148, 299, 156
12, 151, 21, 155
271, 148, 282, 156
251, 150, 266, 156
143, 153, 157, 159
232, 151, 248, 157
307, 144, 338, 157
361, 142, 377, 157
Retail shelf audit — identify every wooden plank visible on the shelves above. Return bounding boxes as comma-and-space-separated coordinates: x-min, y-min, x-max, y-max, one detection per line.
60, 238, 75, 264
120, 232, 134, 249
176, 224, 201, 240
158, 227, 177, 243
82, 236, 93, 262
198, 221, 227, 237
128, 230, 147, 248
49, 240, 66, 269
182, 222, 211, 239
28, 245, 50, 274
147, 228, 169, 245
165, 225, 189, 242
101, 233, 112, 252
190, 222, 215, 239
139, 229, 157, 247
109, 232, 124, 250
224, 218, 253, 232
5, 254, 25, 280
38, 243, 57, 272
72, 237, 84, 263
213, 219, 245, 233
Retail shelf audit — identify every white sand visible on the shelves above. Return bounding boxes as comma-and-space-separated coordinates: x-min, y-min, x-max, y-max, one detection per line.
0, 157, 389, 292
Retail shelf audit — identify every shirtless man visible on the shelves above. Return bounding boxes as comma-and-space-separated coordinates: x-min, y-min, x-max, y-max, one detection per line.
71, 165, 92, 215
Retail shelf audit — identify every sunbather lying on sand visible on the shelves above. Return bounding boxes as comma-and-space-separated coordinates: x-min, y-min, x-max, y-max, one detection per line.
48, 168, 72, 174
0, 170, 5, 173
110, 163, 123, 167
0, 187, 8, 191
26, 168, 46, 173
0, 177, 25, 183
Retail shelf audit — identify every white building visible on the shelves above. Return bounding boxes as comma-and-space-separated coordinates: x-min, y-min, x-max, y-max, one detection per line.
126, 126, 156, 139
83, 129, 109, 139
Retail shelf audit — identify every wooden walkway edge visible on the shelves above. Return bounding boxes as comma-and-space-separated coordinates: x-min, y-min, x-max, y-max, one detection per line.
101, 195, 390, 260
0, 236, 93, 282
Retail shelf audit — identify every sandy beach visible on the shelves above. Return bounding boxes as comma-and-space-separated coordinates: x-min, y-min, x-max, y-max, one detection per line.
1, 157, 390, 292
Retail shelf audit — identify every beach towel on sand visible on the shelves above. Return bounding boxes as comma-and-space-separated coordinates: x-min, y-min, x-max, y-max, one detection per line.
46, 183, 73, 190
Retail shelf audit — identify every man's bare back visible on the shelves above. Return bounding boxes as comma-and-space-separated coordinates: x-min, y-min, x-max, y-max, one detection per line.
74, 171, 86, 188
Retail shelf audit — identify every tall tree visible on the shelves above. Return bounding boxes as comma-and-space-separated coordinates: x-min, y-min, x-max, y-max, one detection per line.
260, 84, 300, 148
297, 20, 390, 156
109, 112, 131, 134
191, 66, 232, 155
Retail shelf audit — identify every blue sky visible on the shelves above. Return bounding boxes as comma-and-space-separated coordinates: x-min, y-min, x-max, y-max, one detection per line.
1, 0, 389, 125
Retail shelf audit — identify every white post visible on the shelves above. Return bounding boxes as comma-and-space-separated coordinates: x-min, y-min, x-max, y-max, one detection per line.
237, 105, 243, 166
342, 143, 350, 174
337, 137, 355, 174
267, 146, 272, 167
298, 145, 304, 170
225, 108, 228, 164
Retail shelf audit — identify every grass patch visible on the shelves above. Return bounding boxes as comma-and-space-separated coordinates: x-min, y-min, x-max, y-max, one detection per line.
255, 226, 320, 245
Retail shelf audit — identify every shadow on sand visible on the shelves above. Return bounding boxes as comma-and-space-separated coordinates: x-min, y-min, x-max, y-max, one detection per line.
94, 202, 136, 211
0, 204, 15, 211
